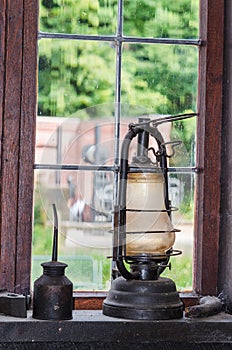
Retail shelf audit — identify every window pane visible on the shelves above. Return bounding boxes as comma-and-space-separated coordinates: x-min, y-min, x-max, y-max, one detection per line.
38, 39, 116, 117
121, 44, 198, 116
36, 116, 117, 167
39, 0, 118, 35
35, 0, 199, 294
163, 172, 195, 291
123, 0, 199, 39
119, 117, 196, 172
33, 169, 113, 290
34, 111, 196, 292
170, 117, 196, 167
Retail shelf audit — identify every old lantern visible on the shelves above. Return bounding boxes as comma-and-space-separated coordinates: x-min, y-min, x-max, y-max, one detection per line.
103, 114, 195, 320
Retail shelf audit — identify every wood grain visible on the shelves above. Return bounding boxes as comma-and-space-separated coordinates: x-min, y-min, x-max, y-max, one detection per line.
194, 0, 224, 295
0, 0, 38, 293
0, 0, 225, 300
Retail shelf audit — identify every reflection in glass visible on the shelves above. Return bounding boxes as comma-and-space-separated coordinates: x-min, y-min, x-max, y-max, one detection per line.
35, 168, 114, 225
34, 104, 195, 291
123, 0, 199, 39
170, 117, 196, 167
36, 116, 117, 167
38, 39, 115, 117
121, 44, 198, 116
163, 172, 195, 291
33, 151, 195, 291
39, 0, 118, 35
36, 0, 199, 293
33, 168, 113, 290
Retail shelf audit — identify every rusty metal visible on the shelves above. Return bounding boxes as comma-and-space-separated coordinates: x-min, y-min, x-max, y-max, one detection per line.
32, 204, 73, 320
103, 276, 183, 320
32, 261, 73, 320
103, 117, 191, 320
0, 292, 28, 318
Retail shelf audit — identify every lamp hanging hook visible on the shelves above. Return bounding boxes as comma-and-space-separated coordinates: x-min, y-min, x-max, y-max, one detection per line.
161, 140, 182, 158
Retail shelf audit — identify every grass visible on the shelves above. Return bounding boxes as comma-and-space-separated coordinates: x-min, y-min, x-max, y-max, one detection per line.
162, 255, 192, 291
32, 223, 192, 291
32, 223, 111, 290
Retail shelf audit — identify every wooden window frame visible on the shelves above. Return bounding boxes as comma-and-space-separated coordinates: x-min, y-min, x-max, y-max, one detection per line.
194, 0, 224, 296
0, 0, 38, 295
0, 0, 224, 306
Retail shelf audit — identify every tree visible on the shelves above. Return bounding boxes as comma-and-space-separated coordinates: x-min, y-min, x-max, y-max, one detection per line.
38, 0, 199, 118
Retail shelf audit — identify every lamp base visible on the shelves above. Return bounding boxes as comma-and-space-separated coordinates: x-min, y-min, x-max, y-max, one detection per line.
103, 276, 183, 320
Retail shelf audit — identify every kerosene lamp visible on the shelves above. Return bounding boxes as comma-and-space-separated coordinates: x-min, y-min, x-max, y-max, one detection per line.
103, 114, 195, 320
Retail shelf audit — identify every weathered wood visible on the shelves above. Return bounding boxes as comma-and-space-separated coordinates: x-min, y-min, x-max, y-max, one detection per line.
0, 0, 226, 301
0, 0, 5, 160
194, 0, 224, 295
73, 292, 200, 310
0, 0, 38, 293
218, 1, 232, 302
0, 0, 23, 291
15, 0, 38, 295
74, 292, 106, 310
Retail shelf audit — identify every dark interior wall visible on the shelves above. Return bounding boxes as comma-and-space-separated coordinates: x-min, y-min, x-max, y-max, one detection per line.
218, 0, 232, 300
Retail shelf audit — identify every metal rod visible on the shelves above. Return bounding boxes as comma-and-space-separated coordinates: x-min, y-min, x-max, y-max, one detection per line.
38, 31, 201, 46
117, 0, 123, 37
52, 204, 58, 262
153, 113, 198, 126
33, 163, 198, 173
33, 164, 117, 171
38, 32, 115, 41
111, 0, 124, 277
113, 45, 122, 205
131, 113, 198, 128
136, 117, 150, 160
56, 125, 62, 185
129, 166, 199, 173
117, 126, 141, 279
123, 229, 181, 234
113, 0, 123, 207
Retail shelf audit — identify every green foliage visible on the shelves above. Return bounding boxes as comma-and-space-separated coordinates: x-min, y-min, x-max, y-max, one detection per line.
169, 115, 196, 167
33, 224, 53, 255
38, 0, 199, 118
35, 0, 198, 290
123, 0, 199, 38
40, 0, 118, 34
34, 202, 45, 226
38, 39, 115, 116
163, 255, 192, 291
32, 250, 111, 290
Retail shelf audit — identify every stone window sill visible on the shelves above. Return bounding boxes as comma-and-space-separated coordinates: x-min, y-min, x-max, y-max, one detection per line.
0, 310, 232, 349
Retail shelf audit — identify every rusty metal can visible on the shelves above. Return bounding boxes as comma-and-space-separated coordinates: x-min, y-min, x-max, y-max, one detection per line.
33, 261, 73, 320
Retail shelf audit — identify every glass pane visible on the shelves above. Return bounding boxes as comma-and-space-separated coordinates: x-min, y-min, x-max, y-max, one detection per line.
32, 169, 113, 290
121, 44, 198, 117
38, 39, 116, 117
36, 116, 117, 167
170, 117, 196, 167
162, 172, 195, 291
39, 0, 118, 35
34, 109, 196, 291
122, 115, 196, 167
123, 0, 199, 39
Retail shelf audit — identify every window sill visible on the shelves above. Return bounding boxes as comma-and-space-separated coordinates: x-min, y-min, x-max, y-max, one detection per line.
0, 310, 232, 348
73, 291, 200, 309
